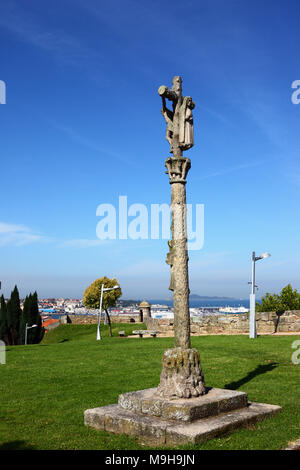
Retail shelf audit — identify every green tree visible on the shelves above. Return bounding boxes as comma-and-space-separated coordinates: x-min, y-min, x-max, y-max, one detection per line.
256, 292, 279, 312
6, 286, 22, 345
277, 284, 300, 311
83, 277, 122, 337
257, 284, 300, 313
20, 292, 44, 345
0, 295, 10, 345
30, 292, 44, 344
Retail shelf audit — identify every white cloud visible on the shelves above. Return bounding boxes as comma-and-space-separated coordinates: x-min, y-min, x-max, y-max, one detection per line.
0, 223, 114, 249
0, 222, 28, 234
0, 222, 48, 247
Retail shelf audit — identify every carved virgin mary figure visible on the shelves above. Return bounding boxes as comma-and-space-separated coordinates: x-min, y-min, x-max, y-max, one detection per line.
179, 96, 195, 151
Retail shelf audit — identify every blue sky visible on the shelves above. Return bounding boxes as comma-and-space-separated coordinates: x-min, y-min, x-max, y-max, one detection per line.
1, 0, 300, 299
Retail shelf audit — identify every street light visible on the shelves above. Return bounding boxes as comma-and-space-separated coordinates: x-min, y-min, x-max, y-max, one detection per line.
96, 285, 120, 341
25, 323, 38, 345
249, 251, 271, 339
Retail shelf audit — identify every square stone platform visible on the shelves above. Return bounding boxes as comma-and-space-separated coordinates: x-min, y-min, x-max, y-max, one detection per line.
84, 387, 281, 446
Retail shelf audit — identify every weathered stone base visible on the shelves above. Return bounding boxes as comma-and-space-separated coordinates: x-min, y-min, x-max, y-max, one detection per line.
84, 387, 281, 446
157, 347, 206, 399
118, 387, 248, 422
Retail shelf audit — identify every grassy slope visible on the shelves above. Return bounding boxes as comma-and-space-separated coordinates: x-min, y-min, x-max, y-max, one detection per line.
0, 324, 299, 450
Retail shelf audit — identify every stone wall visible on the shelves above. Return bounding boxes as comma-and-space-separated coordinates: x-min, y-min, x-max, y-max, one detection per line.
66, 311, 300, 334
145, 311, 300, 335
68, 314, 141, 325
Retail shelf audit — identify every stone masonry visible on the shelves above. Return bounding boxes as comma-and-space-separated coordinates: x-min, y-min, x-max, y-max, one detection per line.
67, 310, 300, 333
84, 386, 281, 446
145, 310, 300, 335
68, 314, 141, 325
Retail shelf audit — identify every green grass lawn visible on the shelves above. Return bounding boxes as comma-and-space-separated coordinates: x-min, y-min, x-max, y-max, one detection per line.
0, 324, 299, 450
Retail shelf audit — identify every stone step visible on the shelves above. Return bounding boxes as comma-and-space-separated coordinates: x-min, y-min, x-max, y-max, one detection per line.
118, 387, 248, 423
165, 402, 281, 446
84, 400, 281, 446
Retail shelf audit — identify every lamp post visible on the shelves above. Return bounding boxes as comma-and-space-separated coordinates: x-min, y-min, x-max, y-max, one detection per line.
249, 252, 271, 339
96, 285, 120, 341
25, 323, 38, 345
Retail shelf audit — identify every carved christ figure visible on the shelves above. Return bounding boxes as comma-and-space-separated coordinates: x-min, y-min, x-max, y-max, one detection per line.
161, 96, 174, 152
159, 76, 195, 155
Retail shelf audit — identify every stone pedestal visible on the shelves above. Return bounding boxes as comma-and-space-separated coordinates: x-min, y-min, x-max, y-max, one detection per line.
84, 387, 281, 446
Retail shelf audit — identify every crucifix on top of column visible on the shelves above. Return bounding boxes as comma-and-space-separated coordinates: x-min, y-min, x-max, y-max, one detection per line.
159, 75, 195, 158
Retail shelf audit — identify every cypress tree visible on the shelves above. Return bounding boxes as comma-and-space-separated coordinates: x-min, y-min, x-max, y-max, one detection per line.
6, 286, 22, 345
0, 295, 9, 345
22, 292, 44, 344
31, 292, 44, 344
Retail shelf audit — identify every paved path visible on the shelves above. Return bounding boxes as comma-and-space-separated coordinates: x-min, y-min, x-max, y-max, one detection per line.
127, 331, 300, 338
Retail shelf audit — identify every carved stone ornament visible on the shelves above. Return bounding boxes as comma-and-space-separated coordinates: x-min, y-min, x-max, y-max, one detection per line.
165, 157, 191, 184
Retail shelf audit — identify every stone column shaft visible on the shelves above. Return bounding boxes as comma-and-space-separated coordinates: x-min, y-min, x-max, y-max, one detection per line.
171, 181, 190, 349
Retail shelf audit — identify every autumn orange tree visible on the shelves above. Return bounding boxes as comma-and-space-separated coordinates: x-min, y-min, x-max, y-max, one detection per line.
83, 277, 122, 337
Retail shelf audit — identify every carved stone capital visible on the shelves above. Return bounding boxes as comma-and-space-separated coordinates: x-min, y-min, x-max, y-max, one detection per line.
165, 157, 191, 184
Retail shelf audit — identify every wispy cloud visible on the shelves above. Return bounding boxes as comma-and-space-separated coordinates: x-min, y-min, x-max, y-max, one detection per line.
74, 0, 208, 71
198, 105, 234, 127
231, 90, 292, 151
0, 222, 113, 249
241, 101, 288, 149
61, 238, 110, 248
116, 260, 168, 277
0, 222, 49, 247
195, 160, 265, 181
0, 1, 96, 66
191, 251, 233, 268
49, 121, 139, 168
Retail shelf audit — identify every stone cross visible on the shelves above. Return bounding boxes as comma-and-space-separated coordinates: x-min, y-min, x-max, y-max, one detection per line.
158, 76, 195, 158
83, 78, 282, 444
157, 76, 206, 399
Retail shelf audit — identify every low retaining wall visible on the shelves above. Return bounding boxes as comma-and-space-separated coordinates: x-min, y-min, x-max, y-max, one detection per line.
66, 311, 300, 334
145, 311, 300, 335
68, 314, 141, 325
